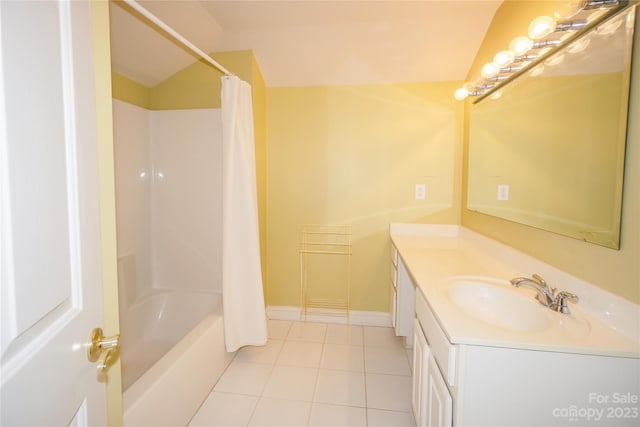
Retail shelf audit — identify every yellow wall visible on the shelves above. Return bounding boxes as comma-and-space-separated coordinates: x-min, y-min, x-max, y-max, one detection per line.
251, 56, 268, 293
148, 50, 254, 110
91, 1, 122, 425
266, 83, 463, 310
462, 0, 640, 303
111, 71, 150, 109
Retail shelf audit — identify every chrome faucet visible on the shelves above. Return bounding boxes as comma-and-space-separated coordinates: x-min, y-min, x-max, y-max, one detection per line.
510, 274, 579, 314
510, 274, 555, 306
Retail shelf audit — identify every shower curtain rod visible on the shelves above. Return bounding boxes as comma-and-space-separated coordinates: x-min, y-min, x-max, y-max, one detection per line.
122, 0, 233, 77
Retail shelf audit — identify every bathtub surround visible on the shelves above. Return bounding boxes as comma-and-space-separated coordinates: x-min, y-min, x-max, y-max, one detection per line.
111, 49, 268, 295
113, 100, 223, 389
221, 76, 268, 352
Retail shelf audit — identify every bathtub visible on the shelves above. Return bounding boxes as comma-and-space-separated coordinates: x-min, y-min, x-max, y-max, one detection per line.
121, 290, 234, 426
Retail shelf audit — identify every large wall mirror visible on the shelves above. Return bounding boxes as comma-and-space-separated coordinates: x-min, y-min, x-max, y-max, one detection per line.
467, 5, 636, 249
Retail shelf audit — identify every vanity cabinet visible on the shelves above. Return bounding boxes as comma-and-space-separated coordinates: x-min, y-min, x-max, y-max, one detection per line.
389, 245, 398, 329
390, 243, 414, 347
412, 287, 640, 426
413, 318, 453, 427
392, 225, 639, 426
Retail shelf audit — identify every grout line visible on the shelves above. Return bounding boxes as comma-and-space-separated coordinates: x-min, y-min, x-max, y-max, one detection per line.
192, 322, 410, 426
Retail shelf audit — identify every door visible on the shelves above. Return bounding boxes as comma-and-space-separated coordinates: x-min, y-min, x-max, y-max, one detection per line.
1, 1, 112, 425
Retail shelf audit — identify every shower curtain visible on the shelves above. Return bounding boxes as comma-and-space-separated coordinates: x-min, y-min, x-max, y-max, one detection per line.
220, 76, 268, 352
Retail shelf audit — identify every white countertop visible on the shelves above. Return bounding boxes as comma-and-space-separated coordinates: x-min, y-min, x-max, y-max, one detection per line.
391, 224, 640, 359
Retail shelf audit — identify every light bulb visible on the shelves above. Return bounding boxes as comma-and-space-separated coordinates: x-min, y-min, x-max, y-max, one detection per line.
566, 37, 590, 54
596, 18, 622, 36
493, 50, 515, 68
454, 87, 469, 101
509, 36, 533, 56
481, 62, 500, 78
490, 90, 503, 100
529, 16, 557, 40
554, 0, 586, 20
545, 53, 565, 66
529, 65, 545, 77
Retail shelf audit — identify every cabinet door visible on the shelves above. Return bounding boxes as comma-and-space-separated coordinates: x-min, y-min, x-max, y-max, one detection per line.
395, 258, 415, 343
390, 284, 397, 329
412, 320, 430, 427
390, 251, 397, 329
426, 355, 453, 427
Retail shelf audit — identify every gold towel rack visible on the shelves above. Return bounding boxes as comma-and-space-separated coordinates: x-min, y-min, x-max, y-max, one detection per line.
299, 225, 352, 320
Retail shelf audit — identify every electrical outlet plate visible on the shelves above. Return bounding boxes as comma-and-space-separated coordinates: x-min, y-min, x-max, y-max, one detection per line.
415, 183, 426, 200
497, 184, 509, 201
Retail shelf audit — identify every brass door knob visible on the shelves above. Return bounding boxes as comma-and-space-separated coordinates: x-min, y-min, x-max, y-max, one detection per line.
87, 327, 120, 373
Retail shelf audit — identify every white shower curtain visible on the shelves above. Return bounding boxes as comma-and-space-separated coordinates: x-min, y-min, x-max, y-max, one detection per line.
220, 76, 268, 352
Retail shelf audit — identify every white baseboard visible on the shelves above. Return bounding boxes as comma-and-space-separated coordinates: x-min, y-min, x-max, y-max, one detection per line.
266, 305, 392, 327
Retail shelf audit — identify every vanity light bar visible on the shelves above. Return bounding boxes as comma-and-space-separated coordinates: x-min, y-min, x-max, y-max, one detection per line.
584, 0, 620, 9
556, 19, 589, 31
454, 0, 626, 101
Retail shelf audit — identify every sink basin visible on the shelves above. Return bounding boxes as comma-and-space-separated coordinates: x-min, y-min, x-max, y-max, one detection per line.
443, 276, 552, 333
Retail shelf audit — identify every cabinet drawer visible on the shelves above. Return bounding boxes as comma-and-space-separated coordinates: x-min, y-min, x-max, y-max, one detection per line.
391, 245, 398, 267
415, 290, 456, 386
390, 262, 397, 289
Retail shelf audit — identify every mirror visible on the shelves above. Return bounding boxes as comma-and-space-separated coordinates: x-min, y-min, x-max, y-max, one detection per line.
467, 6, 636, 249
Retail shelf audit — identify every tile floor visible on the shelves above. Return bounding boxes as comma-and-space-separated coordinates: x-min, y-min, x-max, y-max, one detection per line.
188, 320, 416, 427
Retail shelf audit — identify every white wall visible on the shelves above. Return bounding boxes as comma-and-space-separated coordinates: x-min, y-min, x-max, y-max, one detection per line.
151, 109, 222, 294
113, 100, 152, 304
113, 100, 222, 305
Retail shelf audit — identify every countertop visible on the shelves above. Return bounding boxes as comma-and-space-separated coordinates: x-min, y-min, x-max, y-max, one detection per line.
391, 225, 640, 359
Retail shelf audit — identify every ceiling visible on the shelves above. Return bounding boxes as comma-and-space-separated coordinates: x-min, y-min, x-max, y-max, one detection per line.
109, 0, 503, 88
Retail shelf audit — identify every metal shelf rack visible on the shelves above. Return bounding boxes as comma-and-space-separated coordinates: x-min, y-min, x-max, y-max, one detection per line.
299, 225, 352, 320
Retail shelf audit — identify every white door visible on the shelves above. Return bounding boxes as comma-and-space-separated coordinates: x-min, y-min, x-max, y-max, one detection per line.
1, 1, 112, 425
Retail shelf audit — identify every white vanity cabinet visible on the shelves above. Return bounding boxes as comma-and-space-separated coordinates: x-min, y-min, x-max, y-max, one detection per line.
413, 292, 454, 427
413, 288, 640, 427
393, 225, 640, 426
391, 243, 415, 347
413, 318, 453, 427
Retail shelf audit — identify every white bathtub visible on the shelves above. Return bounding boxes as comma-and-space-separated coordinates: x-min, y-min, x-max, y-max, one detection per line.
122, 291, 234, 426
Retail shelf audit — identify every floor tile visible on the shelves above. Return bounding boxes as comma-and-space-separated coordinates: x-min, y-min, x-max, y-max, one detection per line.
366, 373, 412, 412
325, 324, 363, 346
364, 345, 411, 376
367, 408, 416, 426
262, 365, 318, 401
194, 324, 416, 427
314, 369, 366, 407
248, 397, 311, 426
308, 403, 367, 427
287, 321, 327, 342
213, 361, 272, 396
188, 392, 258, 426
277, 340, 323, 368
235, 339, 284, 365
363, 326, 405, 348
267, 319, 292, 340
320, 343, 364, 372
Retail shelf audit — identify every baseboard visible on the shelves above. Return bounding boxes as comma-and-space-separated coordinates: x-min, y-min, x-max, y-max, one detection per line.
266, 305, 392, 327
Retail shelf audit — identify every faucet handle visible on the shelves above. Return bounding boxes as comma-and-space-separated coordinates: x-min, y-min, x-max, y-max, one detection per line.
551, 291, 579, 314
